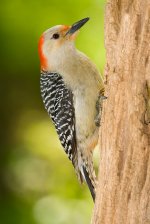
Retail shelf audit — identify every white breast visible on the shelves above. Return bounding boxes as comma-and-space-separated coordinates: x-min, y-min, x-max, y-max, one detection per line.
57, 48, 102, 142
47, 43, 103, 143
73, 85, 99, 142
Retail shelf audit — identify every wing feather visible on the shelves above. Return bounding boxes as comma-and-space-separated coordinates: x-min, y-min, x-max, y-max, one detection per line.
40, 72, 77, 162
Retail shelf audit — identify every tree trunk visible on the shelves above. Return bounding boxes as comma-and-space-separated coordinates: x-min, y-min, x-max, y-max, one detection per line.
92, 0, 150, 223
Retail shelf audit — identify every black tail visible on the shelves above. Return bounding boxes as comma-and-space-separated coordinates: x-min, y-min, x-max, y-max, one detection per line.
82, 166, 96, 202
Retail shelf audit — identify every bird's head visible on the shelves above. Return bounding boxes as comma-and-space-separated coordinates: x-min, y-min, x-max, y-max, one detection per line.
38, 17, 89, 71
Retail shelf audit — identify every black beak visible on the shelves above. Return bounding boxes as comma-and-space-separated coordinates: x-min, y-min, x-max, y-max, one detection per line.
66, 17, 90, 36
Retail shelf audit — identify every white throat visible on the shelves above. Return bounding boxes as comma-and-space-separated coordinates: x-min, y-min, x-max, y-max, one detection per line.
43, 42, 78, 74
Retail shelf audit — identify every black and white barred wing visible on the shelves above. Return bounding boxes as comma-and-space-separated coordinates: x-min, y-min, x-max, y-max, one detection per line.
40, 72, 77, 162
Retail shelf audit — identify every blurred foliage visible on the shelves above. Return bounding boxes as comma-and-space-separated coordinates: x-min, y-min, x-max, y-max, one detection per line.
0, 0, 106, 223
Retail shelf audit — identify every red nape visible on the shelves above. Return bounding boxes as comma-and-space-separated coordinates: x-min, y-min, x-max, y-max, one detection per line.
38, 35, 48, 70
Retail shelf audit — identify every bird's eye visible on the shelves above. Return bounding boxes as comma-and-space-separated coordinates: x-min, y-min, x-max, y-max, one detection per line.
52, 33, 60, 39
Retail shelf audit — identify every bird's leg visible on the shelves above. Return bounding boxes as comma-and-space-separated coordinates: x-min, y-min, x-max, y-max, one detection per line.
95, 93, 107, 127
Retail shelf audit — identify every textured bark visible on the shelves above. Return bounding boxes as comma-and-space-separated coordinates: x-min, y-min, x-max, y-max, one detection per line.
92, 0, 150, 223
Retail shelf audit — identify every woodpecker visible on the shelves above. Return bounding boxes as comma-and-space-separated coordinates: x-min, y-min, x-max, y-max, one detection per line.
38, 18, 104, 201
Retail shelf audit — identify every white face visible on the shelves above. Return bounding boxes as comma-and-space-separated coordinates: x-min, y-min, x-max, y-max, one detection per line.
38, 25, 78, 71
38, 18, 90, 71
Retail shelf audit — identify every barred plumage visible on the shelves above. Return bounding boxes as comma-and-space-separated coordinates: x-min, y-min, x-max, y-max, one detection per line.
40, 71, 77, 162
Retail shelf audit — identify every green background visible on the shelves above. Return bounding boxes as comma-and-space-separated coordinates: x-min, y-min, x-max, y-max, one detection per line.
0, 0, 106, 223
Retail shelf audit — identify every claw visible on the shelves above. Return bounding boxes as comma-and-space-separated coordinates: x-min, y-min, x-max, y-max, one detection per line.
101, 96, 107, 100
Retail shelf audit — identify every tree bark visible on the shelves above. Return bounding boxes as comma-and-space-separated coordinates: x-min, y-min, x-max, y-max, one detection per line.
92, 0, 150, 223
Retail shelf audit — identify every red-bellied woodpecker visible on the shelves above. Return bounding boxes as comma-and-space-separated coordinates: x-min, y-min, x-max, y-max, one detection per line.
38, 18, 104, 201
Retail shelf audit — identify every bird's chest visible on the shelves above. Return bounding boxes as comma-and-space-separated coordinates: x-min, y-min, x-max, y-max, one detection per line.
73, 86, 98, 139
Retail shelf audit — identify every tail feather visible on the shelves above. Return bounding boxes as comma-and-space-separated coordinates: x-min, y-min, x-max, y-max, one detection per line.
73, 153, 97, 201
82, 166, 96, 202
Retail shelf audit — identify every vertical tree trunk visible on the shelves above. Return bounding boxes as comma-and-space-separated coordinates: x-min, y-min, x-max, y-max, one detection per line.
92, 0, 150, 223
